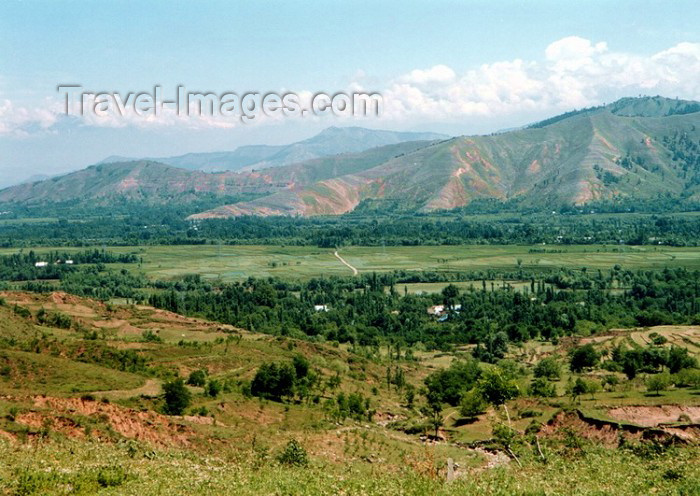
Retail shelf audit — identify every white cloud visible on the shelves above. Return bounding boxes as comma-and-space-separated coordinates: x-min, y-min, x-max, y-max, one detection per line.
377, 38, 700, 123
0, 99, 59, 137
399, 65, 457, 86
2, 37, 700, 136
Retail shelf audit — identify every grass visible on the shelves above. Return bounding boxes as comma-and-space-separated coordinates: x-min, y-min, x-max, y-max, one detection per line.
3, 243, 700, 282
0, 290, 698, 494
0, 349, 145, 395
0, 438, 698, 495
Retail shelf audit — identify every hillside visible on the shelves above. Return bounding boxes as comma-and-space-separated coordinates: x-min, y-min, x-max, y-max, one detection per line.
100, 127, 448, 172
0, 140, 442, 209
3, 97, 700, 216
0, 161, 282, 206
190, 96, 700, 218
0, 289, 698, 494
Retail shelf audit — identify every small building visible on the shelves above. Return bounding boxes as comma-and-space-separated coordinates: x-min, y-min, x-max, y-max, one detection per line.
65, 260, 74, 264
34, 261, 48, 267
427, 305, 445, 316
313, 304, 329, 312
428, 304, 462, 317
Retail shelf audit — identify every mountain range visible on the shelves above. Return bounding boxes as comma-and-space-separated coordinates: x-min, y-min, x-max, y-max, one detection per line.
2, 96, 699, 217
99, 127, 447, 172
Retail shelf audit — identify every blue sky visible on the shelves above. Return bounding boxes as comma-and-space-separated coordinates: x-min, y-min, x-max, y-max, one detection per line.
0, 0, 699, 185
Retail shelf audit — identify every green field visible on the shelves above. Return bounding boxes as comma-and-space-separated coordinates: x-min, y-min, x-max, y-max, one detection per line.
4, 243, 700, 282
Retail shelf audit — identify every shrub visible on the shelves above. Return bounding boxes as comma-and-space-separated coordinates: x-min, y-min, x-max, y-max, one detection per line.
205, 379, 222, 398
141, 330, 163, 343
162, 378, 192, 415
533, 357, 561, 380
251, 362, 296, 401
459, 389, 486, 420
528, 377, 557, 398
646, 372, 671, 395
96, 465, 128, 488
673, 368, 700, 388
186, 369, 207, 387
277, 439, 309, 467
568, 344, 600, 372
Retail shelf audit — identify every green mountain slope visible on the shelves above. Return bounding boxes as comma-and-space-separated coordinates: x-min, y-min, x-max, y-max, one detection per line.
0, 141, 437, 208
191, 97, 700, 218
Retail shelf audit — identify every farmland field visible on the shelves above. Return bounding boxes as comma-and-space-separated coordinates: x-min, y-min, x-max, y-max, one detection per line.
4, 243, 700, 282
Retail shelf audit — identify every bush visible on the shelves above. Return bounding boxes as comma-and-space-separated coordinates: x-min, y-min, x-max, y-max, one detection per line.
251, 362, 296, 401
96, 465, 128, 488
673, 368, 700, 388
141, 330, 163, 343
569, 344, 600, 372
459, 389, 486, 420
528, 377, 557, 398
205, 379, 222, 398
646, 372, 672, 395
533, 357, 561, 380
277, 439, 309, 467
424, 358, 481, 406
162, 378, 192, 415
186, 369, 207, 387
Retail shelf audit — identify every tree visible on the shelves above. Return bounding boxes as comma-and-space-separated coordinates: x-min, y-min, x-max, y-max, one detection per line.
404, 384, 416, 409
186, 369, 207, 387
584, 379, 600, 399
162, 378, 192, 415
251, 362, 297, 401
421, 390, 444, 438
567, 378, 588, 403
646, 373, 671, 395
528, 377, 557, 398
667, 346, 697, 374
424, 359, 481, 406
569, 344, 600, 372
205, 379, 222, 398
477, 368, 519, 424
534, 357, 561, 380
477, 369, 520, 406
442, 284, 460, 310
621, 349, 643, 379
459, 389, 486, 420
292, 354, 310, 379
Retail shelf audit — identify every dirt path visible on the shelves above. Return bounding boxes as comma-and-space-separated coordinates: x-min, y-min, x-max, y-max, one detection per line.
334, 250, 358, 276
91, 378, 162, 400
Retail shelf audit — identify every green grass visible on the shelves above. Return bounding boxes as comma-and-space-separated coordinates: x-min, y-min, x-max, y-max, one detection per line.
0, 438, 697, 495
3, 243, 700, 282
0, 349, 146, 395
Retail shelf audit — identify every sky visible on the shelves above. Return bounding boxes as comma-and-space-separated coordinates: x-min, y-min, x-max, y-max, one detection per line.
0, 0, 699, 186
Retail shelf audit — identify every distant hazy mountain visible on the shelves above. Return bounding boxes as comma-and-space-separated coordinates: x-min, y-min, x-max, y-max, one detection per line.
99, 127, 449, 172
0, 140, 437, 207
189, 96, 700, 218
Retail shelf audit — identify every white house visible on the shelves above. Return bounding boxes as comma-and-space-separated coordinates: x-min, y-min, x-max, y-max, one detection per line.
427, 304, 462, 317
427, 305, 445, 316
